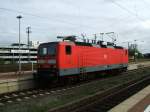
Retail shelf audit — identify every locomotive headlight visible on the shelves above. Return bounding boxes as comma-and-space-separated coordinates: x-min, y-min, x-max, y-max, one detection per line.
51, 65, 56, 68
48, 59, 56, 64
38, 59, 46, 64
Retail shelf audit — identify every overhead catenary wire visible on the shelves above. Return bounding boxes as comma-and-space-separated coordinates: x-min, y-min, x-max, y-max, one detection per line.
0, 7, 75, 25
110, 0, 148, 23
0, 7, 96, 30
0, 1, 150, 29
110, 0, 150, 45
143, 0, 150, 8
0, 3, 139, 31
0, 6, 111, 40
0, 7, 90, 39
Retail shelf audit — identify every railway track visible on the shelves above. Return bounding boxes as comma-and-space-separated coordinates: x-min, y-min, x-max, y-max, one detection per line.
73, 75, 150, 112
0, 84, 82, 106
48, 67, 150, 112
0, 66, 149, 110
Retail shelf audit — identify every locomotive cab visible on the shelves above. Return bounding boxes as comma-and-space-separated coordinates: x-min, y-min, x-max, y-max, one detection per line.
37, 42, 58, 79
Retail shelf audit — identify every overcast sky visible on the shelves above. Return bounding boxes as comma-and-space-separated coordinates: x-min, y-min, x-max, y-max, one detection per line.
0, 0, 150, 53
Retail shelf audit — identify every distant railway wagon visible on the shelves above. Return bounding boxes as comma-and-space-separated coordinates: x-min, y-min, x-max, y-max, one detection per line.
37, 36, 128, 80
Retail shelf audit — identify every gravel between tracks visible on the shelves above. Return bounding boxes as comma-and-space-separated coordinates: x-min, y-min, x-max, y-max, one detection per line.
0, 67, 150, 112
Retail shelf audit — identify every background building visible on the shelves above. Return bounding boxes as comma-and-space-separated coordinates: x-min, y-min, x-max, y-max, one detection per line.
0, 43, 38, 64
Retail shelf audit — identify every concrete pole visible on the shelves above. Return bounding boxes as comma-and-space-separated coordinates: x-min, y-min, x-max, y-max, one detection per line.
16, 15, 22, 73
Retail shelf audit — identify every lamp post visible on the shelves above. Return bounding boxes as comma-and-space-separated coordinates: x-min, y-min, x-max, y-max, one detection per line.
134, 40, 137, 62
26, 26, 31, 63
16, 15, 22, 72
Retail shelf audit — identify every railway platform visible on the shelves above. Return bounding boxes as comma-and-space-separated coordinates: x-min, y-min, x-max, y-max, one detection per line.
109, 85, 150, 112
0, 71, 34, 94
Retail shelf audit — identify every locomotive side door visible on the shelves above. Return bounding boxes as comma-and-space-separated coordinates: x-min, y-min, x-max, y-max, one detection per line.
78, 49, 86, 74
65, 45, 72, 66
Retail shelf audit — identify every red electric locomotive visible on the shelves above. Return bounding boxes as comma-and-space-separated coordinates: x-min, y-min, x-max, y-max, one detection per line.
37, 36, 128, 80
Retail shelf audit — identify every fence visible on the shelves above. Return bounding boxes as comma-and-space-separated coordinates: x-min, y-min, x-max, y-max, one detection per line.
0, 63, 37, 73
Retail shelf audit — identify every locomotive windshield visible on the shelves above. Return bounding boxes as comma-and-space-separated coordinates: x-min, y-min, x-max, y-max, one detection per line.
39, 43, 57, 56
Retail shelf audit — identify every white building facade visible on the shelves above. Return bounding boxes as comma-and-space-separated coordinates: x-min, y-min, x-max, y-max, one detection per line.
0, 43, 37, 64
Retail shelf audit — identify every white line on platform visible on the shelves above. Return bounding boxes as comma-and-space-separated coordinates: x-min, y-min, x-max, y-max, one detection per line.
144, 105, 150, 112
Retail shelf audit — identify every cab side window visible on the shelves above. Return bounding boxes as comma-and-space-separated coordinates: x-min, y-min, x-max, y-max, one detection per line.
65, 45, 71, 55
125, 50, 128, 55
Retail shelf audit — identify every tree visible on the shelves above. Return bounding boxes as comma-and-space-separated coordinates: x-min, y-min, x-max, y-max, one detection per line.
128, 44, 143, 59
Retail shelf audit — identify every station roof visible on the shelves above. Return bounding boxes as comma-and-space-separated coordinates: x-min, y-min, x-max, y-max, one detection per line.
11, 43, 26, 46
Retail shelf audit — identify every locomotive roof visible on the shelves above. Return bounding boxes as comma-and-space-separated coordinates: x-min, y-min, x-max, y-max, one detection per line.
74, 42, 124, 49
39, 42, 58, 46
39, 41, 124, 49
75, 42, 92, 46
